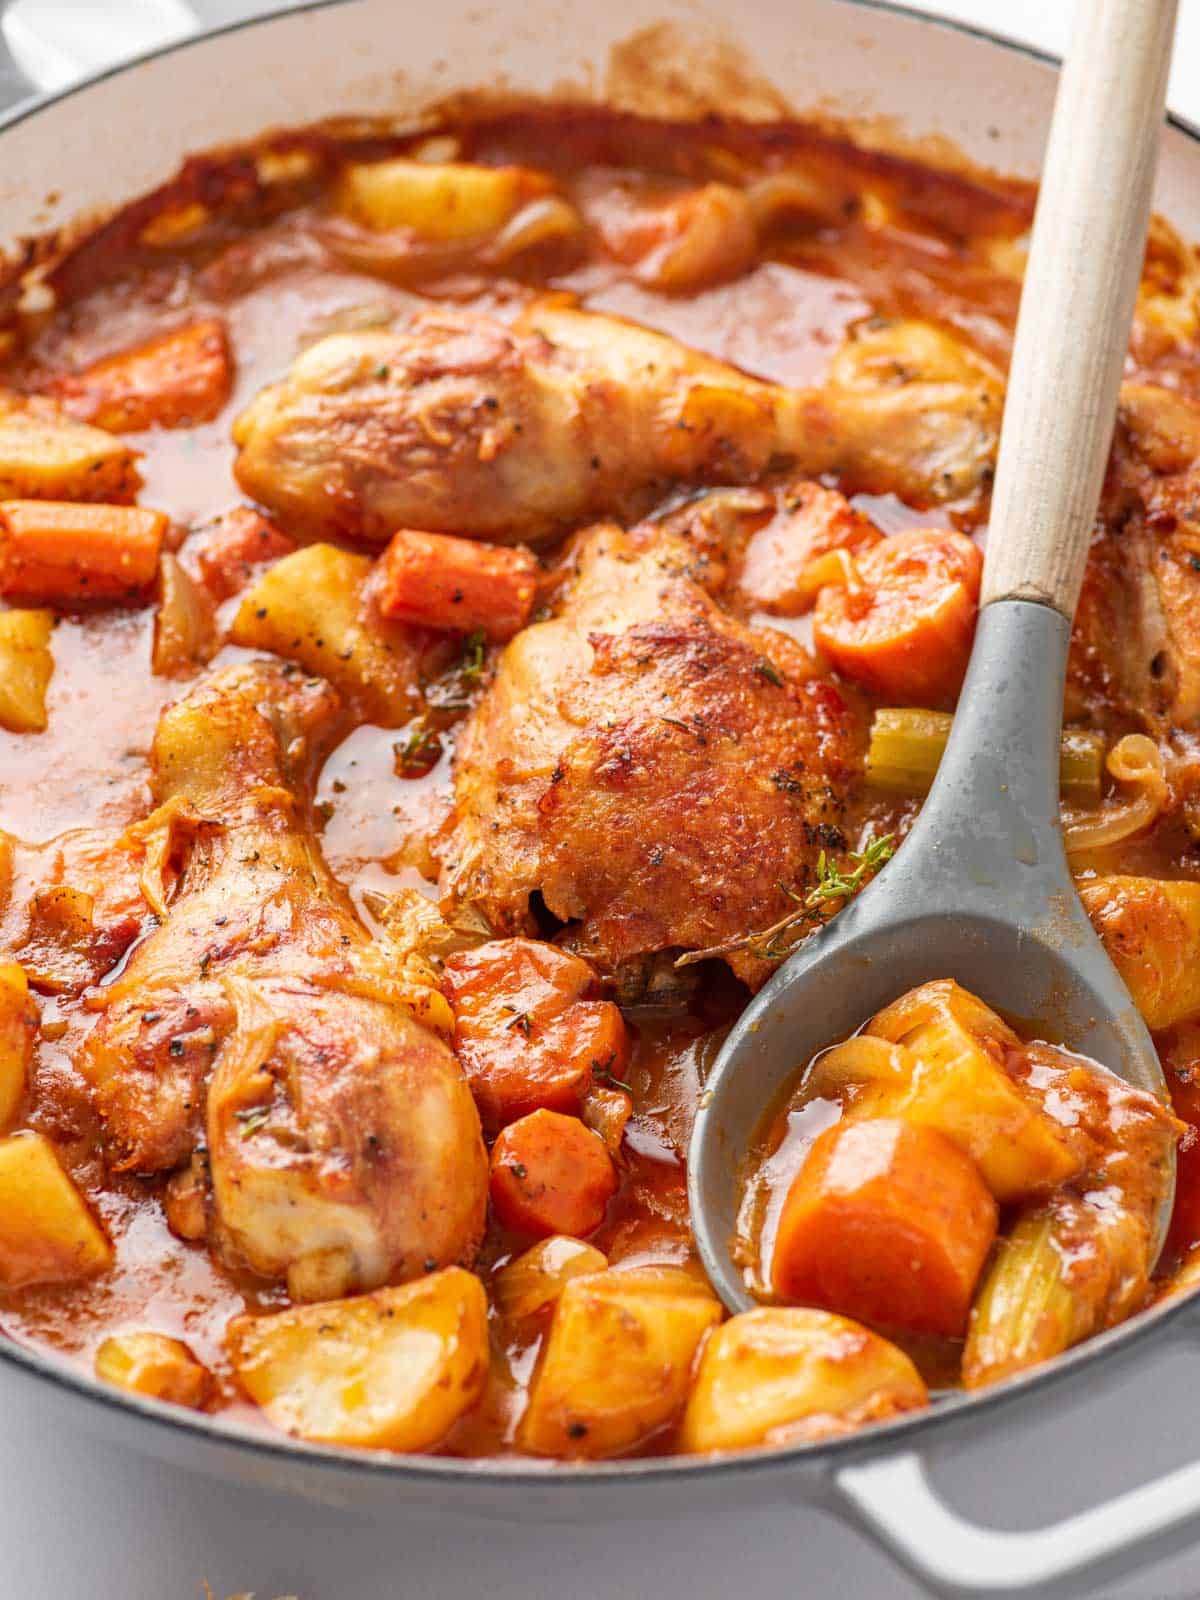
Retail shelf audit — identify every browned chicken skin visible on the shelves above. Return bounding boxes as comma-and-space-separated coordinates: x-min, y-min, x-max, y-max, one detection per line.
232, 304, 804, 545
231, 305, 1002, 546
79, 660, 487, 1299
436, 520, 863, 988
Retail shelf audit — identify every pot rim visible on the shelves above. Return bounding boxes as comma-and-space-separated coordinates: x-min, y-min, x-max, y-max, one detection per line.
1, 0, 1197, 1490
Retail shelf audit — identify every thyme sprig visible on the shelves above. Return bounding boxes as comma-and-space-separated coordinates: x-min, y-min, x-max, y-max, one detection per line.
674, 832, 895, 969
459, 628, 488, 684
394, 723, 442, 777
592, 1054, 634, 1094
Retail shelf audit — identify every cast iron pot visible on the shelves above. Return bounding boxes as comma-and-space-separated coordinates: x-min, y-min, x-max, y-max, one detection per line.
2, 3, 1200, 1593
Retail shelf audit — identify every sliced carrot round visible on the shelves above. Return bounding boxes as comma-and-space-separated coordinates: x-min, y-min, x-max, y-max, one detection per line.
813, 528, 982, 705
490, 1109, 617, 1238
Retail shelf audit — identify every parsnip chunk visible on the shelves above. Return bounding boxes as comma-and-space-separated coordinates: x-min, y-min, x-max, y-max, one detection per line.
0, 608, 54, 733
0, 1132, 112, 1286
680, 1308, 927, 1453
229, 543, 419, 725
228, 1268, 488, 1450
858, 979, 1080, 1201
0, 963, 35, 1130
95, 1331, 213, 1409
519, 1266, 721, 1459
335, 158, 547, 239
0, 397, 140, 502
492, 1235, 607, 1321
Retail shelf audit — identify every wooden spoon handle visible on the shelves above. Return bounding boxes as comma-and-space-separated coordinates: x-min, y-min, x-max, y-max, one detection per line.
980, 0, 1178, 615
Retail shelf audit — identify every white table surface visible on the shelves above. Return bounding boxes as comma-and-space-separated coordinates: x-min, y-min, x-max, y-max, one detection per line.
4, 4, 1200, 1597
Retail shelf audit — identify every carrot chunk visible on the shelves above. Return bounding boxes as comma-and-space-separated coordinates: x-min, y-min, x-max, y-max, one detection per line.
187, 507, 296, 602
374, 528, 539, 641
772, 1117, 997, 1337
443, 938, 630, 1129
490, 1109, 617, 1237
0, 501, 167, 602
739, 482, 882, 613
49, 319, 233, 432
813, 528, 982, 705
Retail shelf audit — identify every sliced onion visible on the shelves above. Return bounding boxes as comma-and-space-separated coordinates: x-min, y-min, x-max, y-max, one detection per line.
151, 554, 216, 679
316, 216, 467, 281
493, 1236, 608, 1321
488, 196, 583, 266
637, 183, 756, 292
746, 170, 853, 232
1065, 734, 1167, 855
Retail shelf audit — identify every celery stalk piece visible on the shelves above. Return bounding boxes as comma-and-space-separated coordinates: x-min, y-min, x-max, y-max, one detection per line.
962, 1210, 1095, 1389
865, 709, 1105, 802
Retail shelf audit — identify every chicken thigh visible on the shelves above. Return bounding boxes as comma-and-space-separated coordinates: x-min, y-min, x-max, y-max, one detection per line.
79, 661, 487, 1299
436, 522, 863, 988
231, 304, 1002, 545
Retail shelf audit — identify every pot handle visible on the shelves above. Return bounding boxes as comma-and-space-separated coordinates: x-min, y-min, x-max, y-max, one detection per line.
0, 0, 199, 107
833, 1317, 1200, 1598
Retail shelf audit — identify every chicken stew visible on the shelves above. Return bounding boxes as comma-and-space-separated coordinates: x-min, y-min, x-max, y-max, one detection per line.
1, 109, 1199, 1460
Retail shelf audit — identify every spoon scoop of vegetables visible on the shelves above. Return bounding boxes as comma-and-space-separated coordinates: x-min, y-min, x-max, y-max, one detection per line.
689, 0, 1181, 1316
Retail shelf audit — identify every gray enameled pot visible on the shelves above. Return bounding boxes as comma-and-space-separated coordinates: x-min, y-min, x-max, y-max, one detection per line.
3, 4, 1200, 1592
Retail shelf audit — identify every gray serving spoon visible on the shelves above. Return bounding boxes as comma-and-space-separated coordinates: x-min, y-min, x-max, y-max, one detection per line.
689, 0, 1180, 1312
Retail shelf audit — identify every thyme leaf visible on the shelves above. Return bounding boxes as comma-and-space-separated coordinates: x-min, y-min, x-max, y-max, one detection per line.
236, 1105, 272, 1139
459, 628, 488, 684
753, 656, 784, 687
593, 1066, 633, 1094
591, 1051, 633, 1093
674, 832, 896, 969
394, 723, 441, 777
504, 1006, 533, 1037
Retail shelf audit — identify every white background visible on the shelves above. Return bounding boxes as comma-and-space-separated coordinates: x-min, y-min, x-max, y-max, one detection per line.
3, 3, 1200, 1597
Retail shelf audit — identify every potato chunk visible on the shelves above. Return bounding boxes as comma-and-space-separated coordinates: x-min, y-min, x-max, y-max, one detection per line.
94, 1331, 213, 1409
0, 963, 35, 1130
0, 395, 140, 502
335, 158, 549, 240
519, 1266, 722, 1459
680, 1309, 928, 1452
229, 543, 420, 725
0, 1132, 112, 1286
0, 608, 54, 733
228, 1268, 488, 1450
854, 979, 1081, 1201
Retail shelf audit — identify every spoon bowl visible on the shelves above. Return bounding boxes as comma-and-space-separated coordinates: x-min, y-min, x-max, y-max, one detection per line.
689, 601, 1172, 1313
